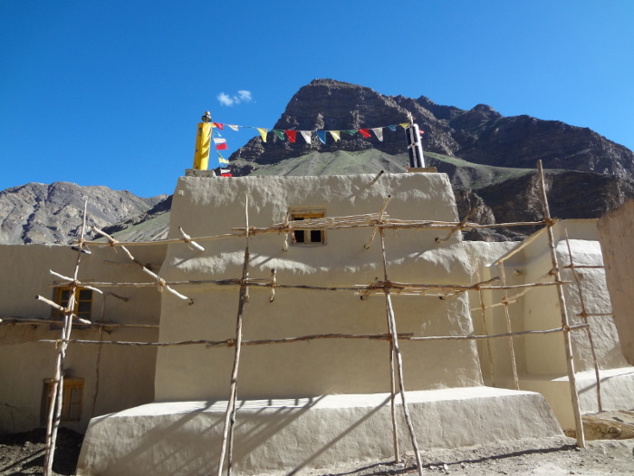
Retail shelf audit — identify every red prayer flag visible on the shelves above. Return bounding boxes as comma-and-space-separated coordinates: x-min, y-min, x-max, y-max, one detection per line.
285, 130, 297, 143
213, 122, 224, 130
358, 128, 371, 138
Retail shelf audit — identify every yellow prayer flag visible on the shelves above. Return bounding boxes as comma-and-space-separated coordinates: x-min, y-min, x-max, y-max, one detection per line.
218, 157, 230, 164
329, 130, 341, 142
257, 128, 268, 143
399, 122, 411, 129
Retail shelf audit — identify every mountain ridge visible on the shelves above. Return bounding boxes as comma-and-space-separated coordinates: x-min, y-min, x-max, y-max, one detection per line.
228, 79, 634, 179
2, 78, 633, 244
0, 182, 166, 245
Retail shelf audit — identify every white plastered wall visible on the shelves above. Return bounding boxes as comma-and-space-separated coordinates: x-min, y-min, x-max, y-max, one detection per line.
154, 173, 485, 401
598, 199, 634, 366
77, 173, 569, 475
0, 244, 165, 433
466, 220, 634, 428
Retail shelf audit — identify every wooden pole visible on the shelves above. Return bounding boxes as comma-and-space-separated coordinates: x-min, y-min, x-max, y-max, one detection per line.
42, 324, 589, 348
379, 228, 423, 476
477, 287, 496, 385
43, 200, 88, 475
179, 226, 206, 252
92, 227, 193, 303
217, 196, 250, 476
564, 230, 602, 411
469, 271, 558, 313
537, 161, 585, 447
364, 195, 391, 250
91, 327, 105, 418
82, 213, 547, 251
388, 337, 400, 463
498, 265, 520, 390
435, 207, 476, 243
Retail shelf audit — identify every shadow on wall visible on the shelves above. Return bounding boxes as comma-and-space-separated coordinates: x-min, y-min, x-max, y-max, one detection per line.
78, 394, 402, 475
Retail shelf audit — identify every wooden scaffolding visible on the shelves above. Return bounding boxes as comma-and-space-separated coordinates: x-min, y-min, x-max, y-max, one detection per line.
2, 162, 616, 475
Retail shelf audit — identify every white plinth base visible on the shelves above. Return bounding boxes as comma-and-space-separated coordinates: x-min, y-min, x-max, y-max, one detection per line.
515, 367, 634, 430
77, 387, 562, 476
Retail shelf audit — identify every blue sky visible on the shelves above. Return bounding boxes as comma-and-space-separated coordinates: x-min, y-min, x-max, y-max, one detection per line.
1, 1, 632, 198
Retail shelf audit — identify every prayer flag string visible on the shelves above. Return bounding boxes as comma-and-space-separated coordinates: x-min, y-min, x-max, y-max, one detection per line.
209, 121, 421, 146
208, 119, 424, 165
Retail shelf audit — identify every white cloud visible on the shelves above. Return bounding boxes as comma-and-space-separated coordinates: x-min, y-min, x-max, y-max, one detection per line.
237, 90, 252, 103
217, 92, 234, 106
217, 90, 253, 107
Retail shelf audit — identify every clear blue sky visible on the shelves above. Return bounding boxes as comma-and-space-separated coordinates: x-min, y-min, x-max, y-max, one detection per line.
1, 0, 632, 198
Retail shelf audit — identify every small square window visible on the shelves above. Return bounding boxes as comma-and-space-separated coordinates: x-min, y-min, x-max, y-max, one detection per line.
289, 210, 326, 245
52, 286, 92, 321
41, 377, 84, 424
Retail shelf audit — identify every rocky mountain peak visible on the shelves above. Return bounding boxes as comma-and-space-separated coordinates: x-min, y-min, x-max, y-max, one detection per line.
229, 79, 634, 181
0, 182, 165, 245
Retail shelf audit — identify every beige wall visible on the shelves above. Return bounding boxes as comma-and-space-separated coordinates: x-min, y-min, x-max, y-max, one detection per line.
598, 200, 634, 365
465, 220, 634, 428
467, 220, 629, 380
155, 173, 485, 401
0, 244, 165, 433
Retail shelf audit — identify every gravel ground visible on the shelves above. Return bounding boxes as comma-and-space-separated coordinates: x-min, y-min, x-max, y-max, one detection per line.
315, 438, 634, 476
0, 428, 82, 475
1, 413, 633, 475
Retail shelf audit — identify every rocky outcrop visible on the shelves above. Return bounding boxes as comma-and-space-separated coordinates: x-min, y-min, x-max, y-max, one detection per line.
459, 170, 634, 240
0, 182, 165, 244
454, 115, 634, 177
228, 79, 634, 180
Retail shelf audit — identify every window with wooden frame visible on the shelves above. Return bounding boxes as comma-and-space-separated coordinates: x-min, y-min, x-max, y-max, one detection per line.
289, 209, 326, 245
51, 286, 93, 321
40, 377, 84, 424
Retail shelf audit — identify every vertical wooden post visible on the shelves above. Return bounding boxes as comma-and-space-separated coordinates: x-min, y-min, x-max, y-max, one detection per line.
44, 200, 88, 475
388, 336, 400, 463
537, 161, 585, 447
498, 265, 520, 390
564, 231, 602, 411
379, 228, 424, 476
477, 287, 496, 385
217, 196, 250, 476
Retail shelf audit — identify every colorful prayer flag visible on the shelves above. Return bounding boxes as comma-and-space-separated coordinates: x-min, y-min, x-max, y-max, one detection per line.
329, 130, 341, 142
399, 122, 410, 129
316, 130, 327, 144
213, 122, 224, 130
257, 128, 268, 142
214, 137, 228, 150
388, 125, 397, 132
227, 124, 240, 131
300, 130, 312, 144
273, 129, 285, 140
285, 130, 297, 143
358, 128, 371, 138
372, 128, 384, 141
343, 130, 357, 136
218, 156, 230, 164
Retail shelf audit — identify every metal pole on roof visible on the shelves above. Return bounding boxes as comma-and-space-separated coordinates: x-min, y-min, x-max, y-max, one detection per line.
405, 122, 425, 169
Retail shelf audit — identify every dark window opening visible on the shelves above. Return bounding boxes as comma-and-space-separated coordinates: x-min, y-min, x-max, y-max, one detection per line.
289, 210, 326, 245
52, 287, 92, 321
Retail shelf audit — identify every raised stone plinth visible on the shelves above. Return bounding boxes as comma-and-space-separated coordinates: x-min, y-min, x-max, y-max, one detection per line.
77, 387, 562, 475
513, 367, 634, 430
